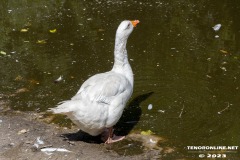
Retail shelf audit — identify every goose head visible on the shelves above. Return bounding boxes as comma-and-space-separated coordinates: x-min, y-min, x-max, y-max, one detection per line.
116, 20, 140, 40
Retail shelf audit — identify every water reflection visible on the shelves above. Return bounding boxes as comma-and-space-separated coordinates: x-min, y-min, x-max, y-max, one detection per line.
0, 0, 240, 158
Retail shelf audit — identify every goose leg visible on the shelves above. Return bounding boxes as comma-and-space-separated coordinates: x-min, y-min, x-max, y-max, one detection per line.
104, 127, 125, 144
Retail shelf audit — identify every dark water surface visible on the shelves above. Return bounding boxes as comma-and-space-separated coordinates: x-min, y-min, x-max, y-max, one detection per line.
1, 0, 240, 159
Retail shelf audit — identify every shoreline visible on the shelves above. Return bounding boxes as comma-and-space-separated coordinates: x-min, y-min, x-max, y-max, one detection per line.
0, 101, 165, 159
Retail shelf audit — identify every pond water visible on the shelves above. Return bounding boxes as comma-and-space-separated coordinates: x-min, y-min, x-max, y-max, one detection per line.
1, 0, 240, 159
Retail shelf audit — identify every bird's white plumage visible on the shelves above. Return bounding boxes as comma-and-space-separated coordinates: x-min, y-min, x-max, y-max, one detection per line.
49, 20, 136, 136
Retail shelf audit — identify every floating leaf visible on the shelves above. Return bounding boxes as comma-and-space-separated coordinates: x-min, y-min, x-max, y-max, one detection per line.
20, 28, 29, 32
220, 50, 228, 54
36, 40, 47, 44
0, 51, 6, 55
49, 29, 57, 33
141, 130, 154, 136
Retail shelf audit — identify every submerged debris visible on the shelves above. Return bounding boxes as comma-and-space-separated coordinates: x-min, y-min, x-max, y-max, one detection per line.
178, 105, 185, 118
220, 50, 228, 54
29, 79, 40, 85
128, 131, 166, 150
15, 75, 24, 81
218, 102, 231, 114
15, 88, 29, 94
98, 28, 105, 32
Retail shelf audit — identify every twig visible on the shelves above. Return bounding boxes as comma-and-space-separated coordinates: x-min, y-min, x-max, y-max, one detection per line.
218, 102, 230, 114
39, 145, 53, 149
179, 104, 185, 118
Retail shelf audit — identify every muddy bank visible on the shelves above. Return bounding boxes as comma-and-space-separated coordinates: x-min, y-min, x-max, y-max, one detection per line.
0, 102, 167, 159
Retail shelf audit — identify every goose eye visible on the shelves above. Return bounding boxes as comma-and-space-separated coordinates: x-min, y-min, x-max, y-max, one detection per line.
126, 23, 131, 29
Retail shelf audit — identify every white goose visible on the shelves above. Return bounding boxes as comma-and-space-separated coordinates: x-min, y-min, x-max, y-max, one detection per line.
49, 20, 139, 143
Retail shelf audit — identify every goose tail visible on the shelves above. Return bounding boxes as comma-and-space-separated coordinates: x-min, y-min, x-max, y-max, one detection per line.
48, 100, 78, 114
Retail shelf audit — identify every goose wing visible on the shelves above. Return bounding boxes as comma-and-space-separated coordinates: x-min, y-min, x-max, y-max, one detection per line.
72, 72, 131, 105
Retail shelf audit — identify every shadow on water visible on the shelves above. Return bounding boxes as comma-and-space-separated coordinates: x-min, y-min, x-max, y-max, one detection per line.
61, 92, 154, 144
115, 92, 154, 135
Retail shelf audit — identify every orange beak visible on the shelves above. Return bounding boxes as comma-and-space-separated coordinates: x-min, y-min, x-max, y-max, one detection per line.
131, 20, 140, 27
